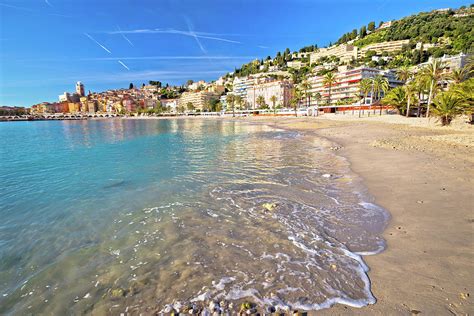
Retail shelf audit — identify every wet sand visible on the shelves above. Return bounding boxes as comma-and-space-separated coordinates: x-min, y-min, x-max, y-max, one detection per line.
248, 115, 473, 315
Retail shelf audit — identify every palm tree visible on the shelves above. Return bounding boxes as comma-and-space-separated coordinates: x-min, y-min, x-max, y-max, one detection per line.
226, 94, 236, 117
396, 66, 412, 82
404, 81, 417, 117
186, 102, 195, 112
359, 78, 372, 112
421, 59, 445, 118
313, 92, 321, 116
432, 92, 464, 126
413, 73, 429, 117
452, 78, 474, 123
382, 86, 407, 115
323, 72, 337, 108
466, 54, 474, 73
234, 95, 243, 111
372, 75, 390, 115
300, 80, 312, 108
290, 88, 303, 117
256, 95, 266, 109
270, 95, 278, 115
448, 66, 471, 84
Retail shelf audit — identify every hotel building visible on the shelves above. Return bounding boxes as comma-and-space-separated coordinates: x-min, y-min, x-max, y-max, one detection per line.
310, 44, 359, 64
358, 39, 410, 57
246, 80, 293, 109
308, 65, 403, 106
178, 91, 219, 111
232, 76, 255, 101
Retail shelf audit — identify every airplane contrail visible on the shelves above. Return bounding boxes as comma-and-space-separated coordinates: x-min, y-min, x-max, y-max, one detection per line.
45, 0, 53, 7
118, 60, 130, 70
117, 25, 134, 46
84, 32, 112, 54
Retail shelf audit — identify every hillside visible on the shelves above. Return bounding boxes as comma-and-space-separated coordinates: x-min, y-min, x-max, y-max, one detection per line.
228, 5, 473, 80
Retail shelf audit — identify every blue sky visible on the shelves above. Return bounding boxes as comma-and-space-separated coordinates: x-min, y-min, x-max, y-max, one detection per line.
0, 0, 471, 106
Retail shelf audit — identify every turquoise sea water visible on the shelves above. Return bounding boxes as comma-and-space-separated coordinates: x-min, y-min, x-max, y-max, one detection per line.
0, 118, 388, 314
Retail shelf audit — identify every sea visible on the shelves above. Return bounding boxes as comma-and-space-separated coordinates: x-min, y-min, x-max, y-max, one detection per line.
0, 118, 389, 314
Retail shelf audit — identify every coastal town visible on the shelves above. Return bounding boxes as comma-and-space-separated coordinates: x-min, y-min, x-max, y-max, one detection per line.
2, 6, 472, 125
1, 2, 474, 315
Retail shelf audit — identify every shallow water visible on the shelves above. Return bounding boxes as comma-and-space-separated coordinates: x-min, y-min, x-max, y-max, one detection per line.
0, 118, 388, 314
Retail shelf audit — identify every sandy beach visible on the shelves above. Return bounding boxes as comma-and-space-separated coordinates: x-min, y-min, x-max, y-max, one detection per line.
245, 114, 474, 315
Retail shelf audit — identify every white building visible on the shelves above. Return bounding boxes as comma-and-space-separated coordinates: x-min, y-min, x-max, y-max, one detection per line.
232, 76, 255, 101
246, 80, 293, 109
161, 99, 178, 112
308, 65, 403, 106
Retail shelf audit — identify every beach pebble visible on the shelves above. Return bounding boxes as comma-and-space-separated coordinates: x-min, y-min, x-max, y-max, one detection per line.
460, 292, 470, 300
163, 305, 174, 313
111, 288, 125, 298
416, 200, 424, 204
267, 306, 276, 313
209, 301, 217, 311
262, 203, 277, 212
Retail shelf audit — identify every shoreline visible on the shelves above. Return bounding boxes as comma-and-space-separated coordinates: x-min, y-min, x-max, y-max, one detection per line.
249, 116, 473, 314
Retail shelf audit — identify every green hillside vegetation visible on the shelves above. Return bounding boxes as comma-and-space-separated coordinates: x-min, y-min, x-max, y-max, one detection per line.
228, 5, 473, 79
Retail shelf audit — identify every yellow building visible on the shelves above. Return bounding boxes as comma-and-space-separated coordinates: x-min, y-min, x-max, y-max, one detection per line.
310, 44, 359, 64
358, 39, 410, 57
68, 102, 80, 113
178, 91, 219, 111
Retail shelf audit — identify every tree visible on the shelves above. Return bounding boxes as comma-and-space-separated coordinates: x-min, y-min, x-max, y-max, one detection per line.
413, 73, 429, 117
234, 95, 243, 110
256, 95, 266, 109
226, 94, 236, 117
359, 78, 372, 106
323, 72, 337, 107
360, 25, 367, 38
452, 78, 474, 122
382, 86, 407, 115
186, 102, 195, 112
313, 92, 322, 116
396, 66, 412, 82
421, 59, 445, 117
186, 80, 194, 87
270, 95, 278, 114
404, 81, 418, 117
372, 75, 390, 114
129, 83, 134, 89
448, 66, 471, 84
432, 92, 464, 125
368, 21, 376, 32
290, 88, 303, 117
300, 80, 312, 108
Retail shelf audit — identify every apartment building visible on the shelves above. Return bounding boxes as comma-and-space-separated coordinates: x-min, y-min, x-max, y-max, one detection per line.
161, 99, 178, 112
308, 65, 402, 106
178, 91, 219, 111
310, 44, 359, 64
246, 80, 293, 109
359, 39, 410, 57
232, 76, 255, 101
415, 53, 468, 73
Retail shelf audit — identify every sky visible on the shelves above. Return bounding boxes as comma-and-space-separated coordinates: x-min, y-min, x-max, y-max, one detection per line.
0, 0, 471, 106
